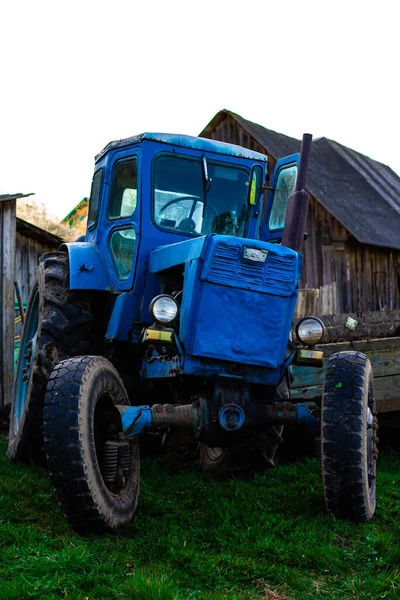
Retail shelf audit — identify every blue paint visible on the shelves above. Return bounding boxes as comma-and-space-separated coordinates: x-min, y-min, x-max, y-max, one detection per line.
296, 403, 320, 434
62, 242, 113, 291
181, 355, 282, 386
180, 235, 301, 369
141, 358, 182, 379
218, 404, 246, 431
149, 236, 207, 274
120, 405, 152, 438
106, 292, 137, 342
96, 132, 268, 163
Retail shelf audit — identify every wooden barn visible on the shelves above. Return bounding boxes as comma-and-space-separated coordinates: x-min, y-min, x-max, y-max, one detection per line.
200, 110, 400, 316
0, 193, 63, 407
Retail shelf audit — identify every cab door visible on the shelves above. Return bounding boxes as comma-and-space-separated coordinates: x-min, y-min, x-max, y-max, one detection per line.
260, 153, 300, 243
98, 149, 141, 292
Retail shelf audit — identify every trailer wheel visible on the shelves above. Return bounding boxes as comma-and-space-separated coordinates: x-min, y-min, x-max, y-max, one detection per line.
43, 356, 140, 533
8, 252, 93, 463
321, 351, 378, 522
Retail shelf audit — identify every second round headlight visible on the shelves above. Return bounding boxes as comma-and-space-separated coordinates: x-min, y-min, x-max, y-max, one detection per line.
296, 317, 325, 346
149, 295, 178, 324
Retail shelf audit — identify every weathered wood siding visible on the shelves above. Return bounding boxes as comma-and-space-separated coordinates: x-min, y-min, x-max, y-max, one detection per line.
202, 114, 267, 157
15, 232, 57, 303
301, 198, 400, 315
0, 198, 17, 407
292, 337, 400, 414
291, 311, 400, 413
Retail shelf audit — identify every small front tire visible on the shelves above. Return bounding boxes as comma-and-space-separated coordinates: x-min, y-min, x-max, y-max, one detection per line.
321, 351, 378, 522
43, 356, 140, 533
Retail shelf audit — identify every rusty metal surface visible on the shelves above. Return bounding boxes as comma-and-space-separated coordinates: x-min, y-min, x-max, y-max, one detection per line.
151, 403, 196, 429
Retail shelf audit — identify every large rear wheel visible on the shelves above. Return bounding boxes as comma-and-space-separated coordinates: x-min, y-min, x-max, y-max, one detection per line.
44, 356, 140, 534
7, 252, 93, 462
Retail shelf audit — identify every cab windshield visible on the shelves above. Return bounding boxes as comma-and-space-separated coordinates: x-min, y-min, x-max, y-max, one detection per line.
153, 155, 250, 237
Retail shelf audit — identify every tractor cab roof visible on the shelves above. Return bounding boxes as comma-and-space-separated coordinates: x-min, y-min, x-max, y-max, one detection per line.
95, 132, 268, 163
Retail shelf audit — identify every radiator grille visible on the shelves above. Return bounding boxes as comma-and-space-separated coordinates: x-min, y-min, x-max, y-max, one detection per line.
207, 241, 296, 294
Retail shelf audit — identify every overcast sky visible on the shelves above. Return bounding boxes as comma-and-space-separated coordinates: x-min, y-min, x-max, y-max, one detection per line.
1, 0, 399, 219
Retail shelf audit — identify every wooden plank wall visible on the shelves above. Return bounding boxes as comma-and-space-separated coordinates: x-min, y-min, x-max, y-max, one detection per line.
291, 337, 400, 414
291, 311, 400, 413
301, 198, 400, 315
0, 199, 17, 407
15, 232, 57, 303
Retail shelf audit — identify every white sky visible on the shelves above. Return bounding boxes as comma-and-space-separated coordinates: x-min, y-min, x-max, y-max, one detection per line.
1, 0, 399, 219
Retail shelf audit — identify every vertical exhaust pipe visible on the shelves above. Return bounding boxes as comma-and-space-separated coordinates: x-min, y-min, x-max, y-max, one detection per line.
281, 133, 313, 252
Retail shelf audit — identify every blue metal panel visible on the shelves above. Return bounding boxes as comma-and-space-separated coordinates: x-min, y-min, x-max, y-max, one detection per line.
141, 358, 182, 379
105, 292, 137, 342
260, 153, 300, 242
182, 355, 282, 386
62, 242, 113, 291
149, 236, 207, 273
179, 258, 203, 345
201, 236, 299, 296
96, 132, 268, 163
119, 405, 153, 437
179, 235, 301, 369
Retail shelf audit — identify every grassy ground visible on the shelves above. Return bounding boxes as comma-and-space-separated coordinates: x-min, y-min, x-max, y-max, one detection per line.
1, 436, 400, 600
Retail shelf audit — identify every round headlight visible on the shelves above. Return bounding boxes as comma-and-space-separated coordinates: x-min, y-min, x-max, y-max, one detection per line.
296, 317, 325, 346
149, 295, 178, 324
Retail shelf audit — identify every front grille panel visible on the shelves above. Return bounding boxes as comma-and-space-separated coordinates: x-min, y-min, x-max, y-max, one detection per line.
206, 241, 296, 295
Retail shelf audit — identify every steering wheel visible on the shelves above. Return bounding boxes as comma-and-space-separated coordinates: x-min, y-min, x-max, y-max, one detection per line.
160, 195, 219, 226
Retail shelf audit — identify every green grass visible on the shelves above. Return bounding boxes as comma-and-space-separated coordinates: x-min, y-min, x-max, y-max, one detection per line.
1, 436, 400, 600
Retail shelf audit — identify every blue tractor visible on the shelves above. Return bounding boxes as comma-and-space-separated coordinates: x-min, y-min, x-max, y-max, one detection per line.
8, 132, 378, 532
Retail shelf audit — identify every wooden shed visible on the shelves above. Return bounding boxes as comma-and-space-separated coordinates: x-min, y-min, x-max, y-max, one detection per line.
200, 110, 400, 316
0, 193, 63, 407
15, 217, 64, 303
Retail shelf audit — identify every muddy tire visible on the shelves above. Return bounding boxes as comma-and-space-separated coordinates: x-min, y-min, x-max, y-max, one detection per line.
44, 356, 140, 534
321, 351, 378, 522
200, 428, 282, 480
8, 252, 92, 463
200, 445, 232, 480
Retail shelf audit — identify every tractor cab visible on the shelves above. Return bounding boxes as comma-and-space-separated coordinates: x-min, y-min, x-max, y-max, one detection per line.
83, 133, 269, 289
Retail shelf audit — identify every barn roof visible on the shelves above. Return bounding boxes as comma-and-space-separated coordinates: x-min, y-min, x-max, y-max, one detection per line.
200, 110, 400, 250
16, 218, 64, 246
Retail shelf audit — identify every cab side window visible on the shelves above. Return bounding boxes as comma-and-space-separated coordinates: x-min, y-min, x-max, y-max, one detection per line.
87, 169, 102, 229
269, 165, 297, 231
108, 159, 138, 219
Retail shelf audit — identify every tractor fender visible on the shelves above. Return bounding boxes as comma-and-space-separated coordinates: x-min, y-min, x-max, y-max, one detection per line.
59, 242, 114, 291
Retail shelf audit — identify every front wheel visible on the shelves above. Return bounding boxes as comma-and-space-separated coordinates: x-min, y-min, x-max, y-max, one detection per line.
321, 351, 378, 522
43, 356, 140, 533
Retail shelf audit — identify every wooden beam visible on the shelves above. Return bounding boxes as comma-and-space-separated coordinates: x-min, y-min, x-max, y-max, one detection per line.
291, 336, 400, 413
0, 196, 16, 407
